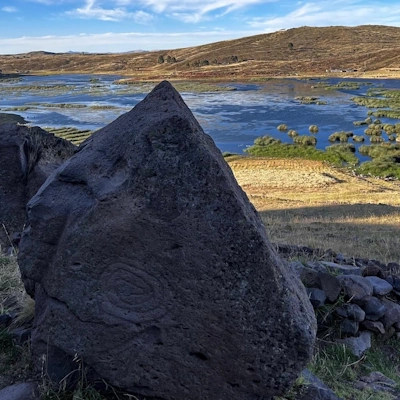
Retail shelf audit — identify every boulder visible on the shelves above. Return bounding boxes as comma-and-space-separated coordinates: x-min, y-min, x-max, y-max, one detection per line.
18, 81, 316, 400
0, 124, 76, 249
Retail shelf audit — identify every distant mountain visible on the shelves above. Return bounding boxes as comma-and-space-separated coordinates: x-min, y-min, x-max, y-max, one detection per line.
1, 25, 400, 80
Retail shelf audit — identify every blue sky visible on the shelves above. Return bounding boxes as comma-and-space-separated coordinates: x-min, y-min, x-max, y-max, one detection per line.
1, 0, 400, 54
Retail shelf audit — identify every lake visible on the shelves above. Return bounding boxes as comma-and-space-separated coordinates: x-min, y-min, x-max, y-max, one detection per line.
1, 74, 399, 158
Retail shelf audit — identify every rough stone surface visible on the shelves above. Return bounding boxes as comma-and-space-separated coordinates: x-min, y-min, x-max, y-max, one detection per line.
337, 331, 371, 357
355, 296, 386, 321
336, 304, 365, 322
338, 275, 373, 300
361, 320, 385, 334
0, 382, 39, 400
0, 124, 76, 249
380, 299, 400, 329
317, 273, 341, 303
18, 81, 316, 400
356, 372, 397, 394
340, 319, 359, 336
365, 276, 393, 296
297, 369, 343, 400
319, 261, 362, 276
307, 288, 326, 308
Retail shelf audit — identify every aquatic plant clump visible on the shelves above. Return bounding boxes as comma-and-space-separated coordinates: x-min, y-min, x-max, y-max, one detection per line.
254, 135, 282, 146
288, 129, 299, 137
309, 125, 319, 133
328, 131, 353, 142
293, 135, 317, 146
370, 135, 385, 143
277, 124, 288, 131
352, 135, 365, 143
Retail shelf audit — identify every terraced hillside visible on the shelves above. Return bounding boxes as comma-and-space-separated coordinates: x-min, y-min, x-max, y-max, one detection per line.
1, 25, 400, 80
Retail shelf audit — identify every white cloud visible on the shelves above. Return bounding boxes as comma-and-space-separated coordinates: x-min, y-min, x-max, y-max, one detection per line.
65, 0, 275, 23
248, 1, 400, 31
2, 6, 18, 12
139, 0, 272, 21
66, 0, 153, 22
0, 30, 260, 54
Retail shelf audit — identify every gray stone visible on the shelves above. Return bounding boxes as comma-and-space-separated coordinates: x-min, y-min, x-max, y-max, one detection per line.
338, 275, 373, 301
340, 319, 359, 336
300, 267, 319, 287
386, 275, 400, 291
0, 124, 76, 249
0, 382, 39, 400
337, 331, 371, 357
356, 371, 397, 394
18, 81, 316, 400
361, 320, 385, 334
297, 369, 343, 400
356, 296, 386, 321
335, 304, 365, 322
365, 276, 393, 296
300, 269, 341, 302
380, 298, 400, 329
317, 273, 341, 303
289, 260, 305, 277
319, 261, 362, 276
307, 288, 326, 308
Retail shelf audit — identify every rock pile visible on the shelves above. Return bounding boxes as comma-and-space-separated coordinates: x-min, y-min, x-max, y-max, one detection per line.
0, 124, 76, 251
291, 251, 400, 356
18, 81, 316, 400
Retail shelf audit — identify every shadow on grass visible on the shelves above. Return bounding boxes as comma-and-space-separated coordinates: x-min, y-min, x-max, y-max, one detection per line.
258, 203, 400, 262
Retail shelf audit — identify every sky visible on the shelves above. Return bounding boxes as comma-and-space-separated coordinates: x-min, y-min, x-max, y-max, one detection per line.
1, 0, 400, 54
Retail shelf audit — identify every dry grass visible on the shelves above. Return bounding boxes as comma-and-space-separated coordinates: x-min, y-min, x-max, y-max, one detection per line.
228, 157, 400, 263
1, 26, 400, 80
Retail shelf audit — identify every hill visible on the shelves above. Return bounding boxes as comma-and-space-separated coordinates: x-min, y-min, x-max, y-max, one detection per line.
1, 25, 400, 80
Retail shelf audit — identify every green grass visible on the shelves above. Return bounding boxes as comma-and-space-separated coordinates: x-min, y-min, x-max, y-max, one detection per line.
245, 142, 358, 166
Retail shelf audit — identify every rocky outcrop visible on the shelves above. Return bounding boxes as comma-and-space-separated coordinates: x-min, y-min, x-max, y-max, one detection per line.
18, 81, 316, 400
0, 124, 76, 250
291, 252, 400, 356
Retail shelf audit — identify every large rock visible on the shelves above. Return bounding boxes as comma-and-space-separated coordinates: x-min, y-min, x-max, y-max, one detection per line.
18, 81, 316, 400
0, 124, 76, 249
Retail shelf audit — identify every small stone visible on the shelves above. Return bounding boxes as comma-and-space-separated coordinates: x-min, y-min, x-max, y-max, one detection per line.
386, 276, 400, 291
298, 369, 342, 400
337, 331, 371, 357
361, 320, 385, 334
380, 298, 400, 329
340, 319, 359, 336
362, 264, 383, 277
0, 382, 39, 400
305, 261, 328, 273
320, 261, 362, 276
317, 273, 341, 303
336, 304, 365, 322
307, 288, 326, 308
365, 276, 393, 296
338, 275, 373, 301
300, 267, 320, 287
356, 371, 397, 394
355, 296, 386, 321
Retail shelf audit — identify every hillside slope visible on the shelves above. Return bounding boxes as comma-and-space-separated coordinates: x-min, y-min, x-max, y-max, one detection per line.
1, 25, 400, 80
